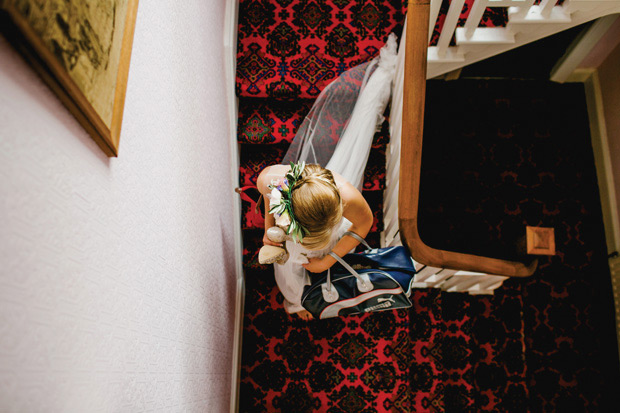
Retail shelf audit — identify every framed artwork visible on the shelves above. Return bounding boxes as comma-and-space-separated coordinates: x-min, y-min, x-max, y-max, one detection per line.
0, 0, 140, 156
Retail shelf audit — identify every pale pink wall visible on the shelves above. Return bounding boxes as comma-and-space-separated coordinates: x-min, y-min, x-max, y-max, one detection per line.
598, 40, 620, 247
0, 1, 236, 411
579, 16, 620, 68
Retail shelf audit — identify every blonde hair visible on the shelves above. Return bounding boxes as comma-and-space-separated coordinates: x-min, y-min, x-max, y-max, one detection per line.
291, 164, 342, 250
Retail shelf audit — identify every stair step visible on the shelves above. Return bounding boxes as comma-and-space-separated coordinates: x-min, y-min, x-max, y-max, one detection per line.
238, 143, 386, 189
455, 27, 515, 45
409, 289, 446, 412
237, 99, 312, 145
469, 281, 528, 411
508, 5, 571, 23
238, 97, 390, 148
236, 0, 406, 100
427, 46, 466, 63
442, 292, 475, 411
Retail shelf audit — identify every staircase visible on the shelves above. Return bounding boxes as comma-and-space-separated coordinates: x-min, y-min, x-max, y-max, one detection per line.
234, 0, 620, 411
427, 0, 620, 77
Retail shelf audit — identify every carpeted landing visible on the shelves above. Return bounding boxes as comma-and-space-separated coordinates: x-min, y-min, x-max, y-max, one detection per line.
235, 1, 620, 411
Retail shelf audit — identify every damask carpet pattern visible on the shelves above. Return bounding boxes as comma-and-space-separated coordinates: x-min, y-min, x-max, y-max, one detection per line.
237, 106, 416, 410
236, 1, 620, 411
236, 0, 507, 100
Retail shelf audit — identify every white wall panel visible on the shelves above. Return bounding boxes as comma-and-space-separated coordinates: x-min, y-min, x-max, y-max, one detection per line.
0, 1, 235, 412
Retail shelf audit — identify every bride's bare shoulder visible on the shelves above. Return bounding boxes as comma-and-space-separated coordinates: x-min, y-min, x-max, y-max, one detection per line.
257, 164, 288, 193
267, 164, 290, 175
331, 171, 357, 199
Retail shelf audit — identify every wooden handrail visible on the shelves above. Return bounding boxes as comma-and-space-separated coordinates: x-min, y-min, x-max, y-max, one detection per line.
398, 3, 537, 277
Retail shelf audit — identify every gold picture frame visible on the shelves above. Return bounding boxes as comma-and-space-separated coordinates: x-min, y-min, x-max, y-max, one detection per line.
0, 0, 139, 156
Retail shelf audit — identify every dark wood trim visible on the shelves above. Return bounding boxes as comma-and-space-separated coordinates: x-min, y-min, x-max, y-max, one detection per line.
399, 6, 537, 277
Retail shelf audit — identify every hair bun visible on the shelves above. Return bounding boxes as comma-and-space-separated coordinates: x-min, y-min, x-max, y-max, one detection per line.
290, 164, 342, 250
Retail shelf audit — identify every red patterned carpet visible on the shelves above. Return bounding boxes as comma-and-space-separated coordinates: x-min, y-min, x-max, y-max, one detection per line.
236, 1, 620, 412
236, 0, 507, 100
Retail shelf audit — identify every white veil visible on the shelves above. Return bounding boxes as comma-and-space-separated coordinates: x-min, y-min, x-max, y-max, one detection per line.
282, 33, 399, 190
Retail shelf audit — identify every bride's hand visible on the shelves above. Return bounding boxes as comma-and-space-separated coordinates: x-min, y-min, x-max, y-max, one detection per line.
262, 232, 282, 247
302, 257, 331, 273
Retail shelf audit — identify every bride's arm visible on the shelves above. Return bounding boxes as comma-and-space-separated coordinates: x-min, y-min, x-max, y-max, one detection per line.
257, 165, 284, 247
302, 180, 373, 273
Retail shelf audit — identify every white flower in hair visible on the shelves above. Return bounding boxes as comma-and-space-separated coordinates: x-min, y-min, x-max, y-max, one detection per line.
269, 187, 282, 206
275, 210, 291, 228
267, 161, 308, 243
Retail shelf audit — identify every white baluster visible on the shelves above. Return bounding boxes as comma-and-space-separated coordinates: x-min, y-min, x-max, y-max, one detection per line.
439, 272, 480, 292
386, 231, 403, 247
425, 269, 458, 287
429, 0, 443, 42
414, 266, 447, 283
464, 0, 490, 38
436, 0, 467, 57
539, 0, 557, 18
468, 275, 509, 295
509, 0, 536, 19
383, 22, 406, 247
412, 266, 447, 288
383, 172, 399, 230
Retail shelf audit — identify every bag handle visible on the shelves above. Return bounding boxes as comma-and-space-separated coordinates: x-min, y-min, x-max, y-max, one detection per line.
329, 252, 373, 292
320, 231, 374, 303
343, 231, 372, 250
321, 269, 339, 303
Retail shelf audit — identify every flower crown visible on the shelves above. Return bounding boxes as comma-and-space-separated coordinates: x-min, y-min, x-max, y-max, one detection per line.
268, 161, 308, 243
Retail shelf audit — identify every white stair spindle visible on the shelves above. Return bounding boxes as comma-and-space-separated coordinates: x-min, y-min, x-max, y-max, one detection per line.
440, 273, 482, 292
386, 232, 402, 247
425, 269, 458, 287
383, 220, 399, 246
438, 273, 467, 291
539, 0, 557, 18
436, 0, 467, 57
464, 0, 490, 38
384, 173, 399, 221
470, 275, 509, 293
414, 266, 446, 283
510, 0, 537, 19
383, 18, 405, 248
429, 0, 443, 42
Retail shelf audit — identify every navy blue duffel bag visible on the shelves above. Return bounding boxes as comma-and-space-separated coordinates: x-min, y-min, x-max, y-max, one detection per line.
301, 232, 417, 319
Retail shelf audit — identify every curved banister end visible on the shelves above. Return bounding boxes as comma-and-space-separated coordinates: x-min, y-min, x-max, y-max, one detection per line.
399, 218, 538, 277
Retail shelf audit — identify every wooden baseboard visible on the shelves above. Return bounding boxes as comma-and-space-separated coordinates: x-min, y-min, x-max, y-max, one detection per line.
224, 0, 243, 412
609, 255, 620, 368
583, 71, 620, 254
229, 277, 245, 413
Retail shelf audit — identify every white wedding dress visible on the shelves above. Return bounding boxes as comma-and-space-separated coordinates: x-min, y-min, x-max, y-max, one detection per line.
272, 34, 398, 313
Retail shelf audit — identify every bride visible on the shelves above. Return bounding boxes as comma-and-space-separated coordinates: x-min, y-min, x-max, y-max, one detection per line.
256, 34, 398, 320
